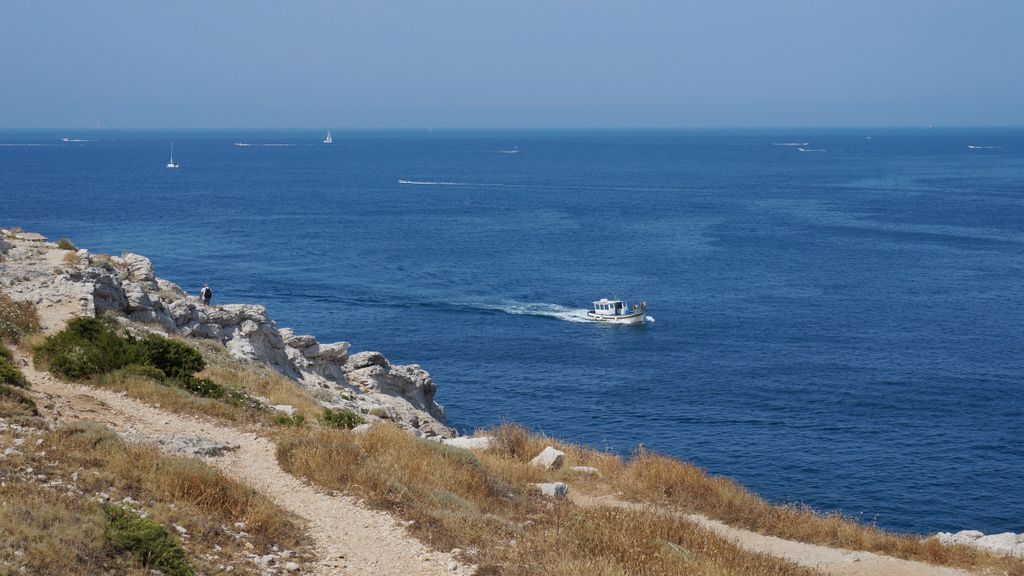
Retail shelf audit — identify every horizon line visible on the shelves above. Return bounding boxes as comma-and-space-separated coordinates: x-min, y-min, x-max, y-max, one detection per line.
2, 124, 1023, 131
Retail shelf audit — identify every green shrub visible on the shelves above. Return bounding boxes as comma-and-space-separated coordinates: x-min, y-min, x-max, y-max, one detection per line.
56, 238, 78, 251
275, 413, 306, 427
103, 505, 194, 576
34, 318, 207, 384
116, 363, 167, 381
225, 388, 271, 413
319, 408, 365, 430
0, 354, 28, 388
0, 292, 41, 344
33, 317, 141, 379
174, 377, 224, 399
137, 334, 205, 379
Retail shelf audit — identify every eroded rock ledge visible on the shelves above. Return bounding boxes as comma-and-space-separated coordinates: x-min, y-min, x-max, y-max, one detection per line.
0, 230, 453, 437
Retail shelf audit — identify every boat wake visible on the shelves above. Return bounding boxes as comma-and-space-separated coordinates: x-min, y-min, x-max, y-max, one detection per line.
0, 143, 47, 147
471, 301, 592, 323
234, 143, 295, 147
797, 147, 827, 152
967, 145, 1001, 149
398, 179, 467, 186
773, 142, 809, 146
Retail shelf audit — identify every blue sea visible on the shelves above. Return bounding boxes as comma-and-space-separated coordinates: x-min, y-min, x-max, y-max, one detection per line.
2, 128, 1022, 535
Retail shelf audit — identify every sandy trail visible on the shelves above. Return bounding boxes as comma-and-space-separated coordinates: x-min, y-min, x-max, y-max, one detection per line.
21, 359, 466, 576
572, 494, 971, 576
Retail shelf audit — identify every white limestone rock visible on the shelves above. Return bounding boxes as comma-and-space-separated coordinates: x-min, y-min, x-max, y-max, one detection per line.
442, 436, 493, 450
532, 482, 568, 498
570, 466, 599, 475
530, 446, 565, 470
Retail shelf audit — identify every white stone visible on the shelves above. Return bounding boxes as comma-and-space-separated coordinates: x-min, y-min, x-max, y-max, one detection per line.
570, 466, 599, 475
529, 446, 565, 470
975, 532, 1019, 554
532, 482, 568, 498
442, 436, 493, 450
272, 405, 296, 417
285, 562, 300, 572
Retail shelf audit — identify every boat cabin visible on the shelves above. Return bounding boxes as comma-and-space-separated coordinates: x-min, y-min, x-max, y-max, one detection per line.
592, 299, 627, 315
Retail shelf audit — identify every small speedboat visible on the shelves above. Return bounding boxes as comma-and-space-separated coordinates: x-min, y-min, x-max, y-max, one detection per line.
586, 298, 648, 324
166, 143, 180, 169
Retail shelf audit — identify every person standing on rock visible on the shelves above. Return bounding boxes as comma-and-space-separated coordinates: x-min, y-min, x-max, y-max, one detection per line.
200, 283, 212, 305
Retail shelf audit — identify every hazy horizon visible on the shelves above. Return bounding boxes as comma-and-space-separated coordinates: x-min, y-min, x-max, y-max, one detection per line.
3, 1, 1022, 129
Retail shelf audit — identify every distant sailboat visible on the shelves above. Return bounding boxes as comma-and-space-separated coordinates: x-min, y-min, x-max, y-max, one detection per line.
323, 131, 333, 144
166, 143, 180, 169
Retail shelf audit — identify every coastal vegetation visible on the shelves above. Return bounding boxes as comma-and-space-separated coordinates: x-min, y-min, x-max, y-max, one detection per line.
55, 237, 77, 251
276, 423, 820, 576
30, 317, 319, 427
0, 290, 41, 344
0, 420, 310, 575
278, 422, 1024, 575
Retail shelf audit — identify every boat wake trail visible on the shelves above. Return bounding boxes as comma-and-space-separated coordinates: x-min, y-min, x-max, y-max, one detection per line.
773, 142, 809, 146
967, 145, 1001, 149
398, 179, 467, 186
470, 300, 592, 323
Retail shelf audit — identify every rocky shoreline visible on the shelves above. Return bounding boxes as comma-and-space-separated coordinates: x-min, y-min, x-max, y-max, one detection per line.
3, 228, 1023, 561
0, 229, 453, 438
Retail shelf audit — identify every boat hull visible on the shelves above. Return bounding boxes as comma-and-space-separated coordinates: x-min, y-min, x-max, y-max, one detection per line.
585, 311, 646, 324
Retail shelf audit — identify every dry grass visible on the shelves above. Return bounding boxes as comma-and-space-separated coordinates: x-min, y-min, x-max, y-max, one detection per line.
0, 482, 147, 576
609, 449, 1023, 574
199, 363, 321, 418
93, 370, 256, 425
477, 424, 1023, 575
0, 421, 311, 575
61, 251, 81, 266
277, 423, 817, 576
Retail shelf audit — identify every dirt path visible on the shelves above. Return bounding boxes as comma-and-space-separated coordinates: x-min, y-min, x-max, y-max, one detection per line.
572, 494, 971, 576
21, 360, 468, 576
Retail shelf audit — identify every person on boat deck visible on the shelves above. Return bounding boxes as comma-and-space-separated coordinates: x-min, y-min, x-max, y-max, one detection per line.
200, 283, 212, 305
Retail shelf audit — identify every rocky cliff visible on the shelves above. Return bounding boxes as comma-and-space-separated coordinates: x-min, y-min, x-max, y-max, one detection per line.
0, 230, 453, 437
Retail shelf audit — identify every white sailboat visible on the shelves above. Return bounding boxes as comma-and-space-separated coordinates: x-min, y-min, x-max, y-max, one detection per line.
323, 131, 333, 144
166, 143, 180, 169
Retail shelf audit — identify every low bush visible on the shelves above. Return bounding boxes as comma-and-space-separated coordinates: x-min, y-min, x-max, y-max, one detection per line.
0, 352, 28, 388
175, 376, 224, 399
137, 334, 205, 379
33, 317, 142, 379
56, 238, 78, 251
34, 317, 206, 383
275, 413, 306, 427
0, 291, 41, 344
319, 407, 364, 429
103, 505, 194, 576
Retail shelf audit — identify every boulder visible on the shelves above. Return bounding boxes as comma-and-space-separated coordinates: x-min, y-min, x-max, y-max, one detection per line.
530, 446, 565, 470
123, 282, 152, 312
532, 482, 568, 498
121, 253, 156, 284
14, 232, 46, 242
347, 351, 389, 370
570, 466, 599, 476
273, 405, 296, 417
0, 237, 13, 254
442, 436, 493, 450
284, 333, 318, 349
318, 341, 350, 361
975, 533, 1019, 555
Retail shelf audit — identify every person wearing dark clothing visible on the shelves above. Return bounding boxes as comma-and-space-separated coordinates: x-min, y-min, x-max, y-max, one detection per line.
200, 283, 212, 305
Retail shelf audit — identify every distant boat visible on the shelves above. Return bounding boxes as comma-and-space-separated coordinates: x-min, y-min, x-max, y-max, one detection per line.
166, 143, 180, 169
323, 131, 333, 144
499, 145, 519, 154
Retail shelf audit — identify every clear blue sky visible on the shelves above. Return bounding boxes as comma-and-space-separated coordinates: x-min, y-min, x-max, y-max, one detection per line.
2, 0, 1021, 128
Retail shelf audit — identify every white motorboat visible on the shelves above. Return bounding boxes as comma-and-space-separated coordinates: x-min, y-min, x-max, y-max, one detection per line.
166, 143, 179, 169
323, 131, 333, 144
586, 298, 648, 324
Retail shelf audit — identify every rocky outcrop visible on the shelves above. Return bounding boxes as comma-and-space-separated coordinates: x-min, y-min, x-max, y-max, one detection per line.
0, 231, 454, 437
530, 446, 566, 470
934, 530, 1024, 557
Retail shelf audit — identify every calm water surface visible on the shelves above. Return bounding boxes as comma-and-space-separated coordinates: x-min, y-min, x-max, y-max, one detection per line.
2, 128, 1022, 534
